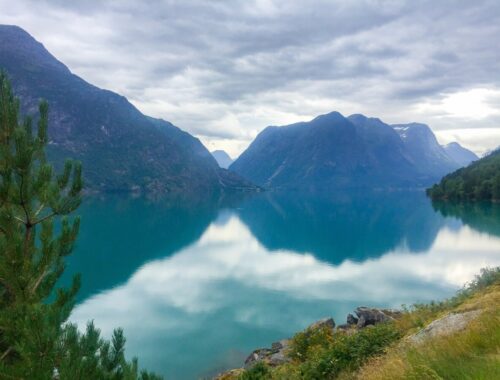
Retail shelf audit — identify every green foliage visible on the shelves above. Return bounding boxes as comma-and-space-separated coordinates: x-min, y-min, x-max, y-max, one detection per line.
240, 362, 271, 380
427, 149, 500, 201
239, 323, 400, 380
55, 322, 162, 380
288, 325, 335, 362
294, 324, 400, 379
0, 72, 161, 379
408, 267, 500, 318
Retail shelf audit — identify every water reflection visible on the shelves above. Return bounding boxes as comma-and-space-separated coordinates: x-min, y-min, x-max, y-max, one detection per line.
432, 201, 500, 238
237, 191, 443, 262
68, 192, 500, 379
63, 196, 220, 301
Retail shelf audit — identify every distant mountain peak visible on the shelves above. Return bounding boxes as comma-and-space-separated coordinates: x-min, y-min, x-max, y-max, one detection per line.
442, 141, 478, 167
312, 111, 345, 123
211, 150, 233, 169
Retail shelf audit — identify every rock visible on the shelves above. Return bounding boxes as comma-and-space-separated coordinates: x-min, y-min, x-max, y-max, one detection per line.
355, 307, 395, 328
346, 313, 358, 325
408, 310, 481, 344
244, 339, 291, 369
306, 317, 335, 331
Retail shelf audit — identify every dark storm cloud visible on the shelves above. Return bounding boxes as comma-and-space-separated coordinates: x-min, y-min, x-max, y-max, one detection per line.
1, 0, 500, 154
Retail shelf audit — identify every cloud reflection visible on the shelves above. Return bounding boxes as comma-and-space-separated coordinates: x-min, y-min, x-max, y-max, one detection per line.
71, 212, 500, 379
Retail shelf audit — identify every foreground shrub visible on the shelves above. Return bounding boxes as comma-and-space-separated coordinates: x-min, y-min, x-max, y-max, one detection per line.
0, 72, 160, 379
295, 323, 400, 379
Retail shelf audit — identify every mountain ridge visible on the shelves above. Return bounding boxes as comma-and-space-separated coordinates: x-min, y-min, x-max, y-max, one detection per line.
0, 24, 255, 195
230, 111, 476, 190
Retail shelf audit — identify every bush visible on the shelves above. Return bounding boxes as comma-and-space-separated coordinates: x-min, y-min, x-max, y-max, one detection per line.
297, 323, 400, 379
240, 362, 271, 380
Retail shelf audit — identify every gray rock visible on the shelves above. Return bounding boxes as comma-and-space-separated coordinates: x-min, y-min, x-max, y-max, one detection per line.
346, 313, 358, 325
409, 310, 481, 344
307, 317, 335, 331
355, 307, 395, 328
244, 339, 291, 368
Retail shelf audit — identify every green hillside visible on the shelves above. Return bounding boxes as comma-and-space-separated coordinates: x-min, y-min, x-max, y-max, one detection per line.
427, 149, 500, 201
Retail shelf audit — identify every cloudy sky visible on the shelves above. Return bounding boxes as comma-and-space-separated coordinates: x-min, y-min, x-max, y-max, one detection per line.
1, 0, 499, 156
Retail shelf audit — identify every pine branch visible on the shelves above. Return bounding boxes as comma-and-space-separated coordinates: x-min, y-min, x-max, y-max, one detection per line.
0, 346, 13, 361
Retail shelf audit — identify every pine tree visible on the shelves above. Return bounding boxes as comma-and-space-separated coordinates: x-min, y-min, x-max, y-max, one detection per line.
0, 73, 161, 379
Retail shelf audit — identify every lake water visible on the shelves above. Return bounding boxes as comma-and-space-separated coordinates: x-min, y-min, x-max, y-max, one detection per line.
63, 191, 500, 379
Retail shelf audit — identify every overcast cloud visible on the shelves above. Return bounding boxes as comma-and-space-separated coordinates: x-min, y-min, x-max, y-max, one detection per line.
1, 0, 499, 156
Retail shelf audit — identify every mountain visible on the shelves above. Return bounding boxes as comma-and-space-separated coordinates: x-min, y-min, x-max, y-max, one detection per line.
0, 25, 254, 195
442, 142, 478, 167
230, 111, 465, 189
392, 123, 465, 178
427, 149, 500, 201
211, 150, 233, 169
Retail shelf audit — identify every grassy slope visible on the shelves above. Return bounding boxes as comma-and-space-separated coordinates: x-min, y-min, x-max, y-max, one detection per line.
226, 268, 500, 380
354, 279, 500, 380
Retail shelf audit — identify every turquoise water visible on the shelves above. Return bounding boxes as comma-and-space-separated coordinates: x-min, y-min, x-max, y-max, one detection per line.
63, 191, 500, 379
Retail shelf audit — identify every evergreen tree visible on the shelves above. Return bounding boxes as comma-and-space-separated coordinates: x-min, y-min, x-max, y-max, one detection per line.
0, 73, 161, 379
493, 174, 500, 201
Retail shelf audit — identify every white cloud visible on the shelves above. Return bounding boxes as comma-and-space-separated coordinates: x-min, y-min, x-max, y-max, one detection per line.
415, 88, 500, 120
1, 0, 500, 155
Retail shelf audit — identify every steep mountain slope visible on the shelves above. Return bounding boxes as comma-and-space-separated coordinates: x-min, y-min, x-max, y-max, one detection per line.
427, 149, 500, 201
443, 142, 478, 167
230, 112, 459, 189
211, 150, 234, 169
347, 114, 421, 182
392, 123, 458, 179
0, 25, 252, 195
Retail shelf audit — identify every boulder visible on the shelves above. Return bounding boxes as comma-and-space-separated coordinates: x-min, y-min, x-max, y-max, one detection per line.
408, 310, 481, 344
346, 313, 358, 325
306, 317, 335, 331
244, 339, 290, 368
355, 307, 395, 328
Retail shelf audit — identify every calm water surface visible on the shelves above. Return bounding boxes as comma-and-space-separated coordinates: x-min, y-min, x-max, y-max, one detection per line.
63, 191, 500, 379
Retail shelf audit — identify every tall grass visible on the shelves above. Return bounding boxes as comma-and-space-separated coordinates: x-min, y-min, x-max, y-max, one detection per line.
357, 268, 500, 380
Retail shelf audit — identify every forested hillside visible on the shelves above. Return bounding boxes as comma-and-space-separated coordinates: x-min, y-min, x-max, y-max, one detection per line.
427, 149, 500, 201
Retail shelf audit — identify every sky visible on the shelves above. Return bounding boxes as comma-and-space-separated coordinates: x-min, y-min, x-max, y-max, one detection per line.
0, 0, 499, 157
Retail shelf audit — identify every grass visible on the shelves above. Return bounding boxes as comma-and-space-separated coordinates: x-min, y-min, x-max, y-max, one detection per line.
227, 267, 500, 380
355, 281, 500, 380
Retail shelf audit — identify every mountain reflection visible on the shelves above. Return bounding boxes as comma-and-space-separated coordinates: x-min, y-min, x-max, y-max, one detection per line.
63, 195, 220, 301
237, 191, 443, 263
69, 194, 500, 379
432, 201, 500, 238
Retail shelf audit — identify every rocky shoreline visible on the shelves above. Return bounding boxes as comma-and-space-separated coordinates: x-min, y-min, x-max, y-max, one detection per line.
215, 306, 402, 379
